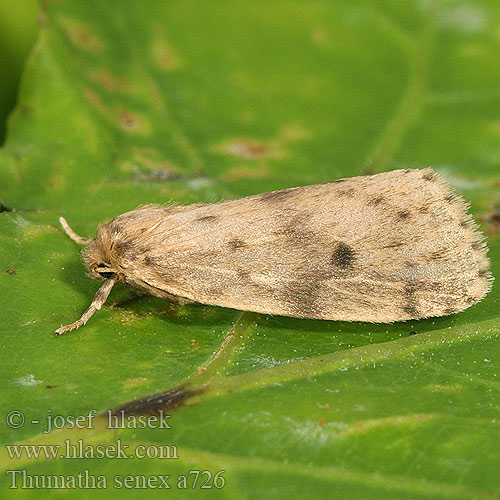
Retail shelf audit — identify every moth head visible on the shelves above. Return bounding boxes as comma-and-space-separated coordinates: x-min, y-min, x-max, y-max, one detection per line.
82, 236, 118, 281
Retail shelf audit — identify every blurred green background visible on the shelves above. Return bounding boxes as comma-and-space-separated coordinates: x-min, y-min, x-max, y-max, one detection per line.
0, 0, 38, 144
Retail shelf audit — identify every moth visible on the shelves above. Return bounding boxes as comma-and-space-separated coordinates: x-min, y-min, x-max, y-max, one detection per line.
56, 168, 492, 335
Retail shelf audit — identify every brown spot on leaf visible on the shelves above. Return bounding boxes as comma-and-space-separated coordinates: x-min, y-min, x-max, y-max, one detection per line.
89, 70, 133, 93
5, 268, 16, 275
361, 167, 376, 176
118, 109, 150, 134
279, 122, 310, 143
224, 164, 270, 180
84, 88, 150, 134
487, 209, 500, 229
84, 87, 104, 111
152, 38, 180, 71
134, 169, 182, 183
123, 377, 148, 389
215, 122, 306, 162
108, 385, 204, 415
19, 104, 35, 116
231, 140, 265, 158
215, 138, 283, 160
311, 27, 328, 46
59, 17, 105, 52
125, 148, 182, 182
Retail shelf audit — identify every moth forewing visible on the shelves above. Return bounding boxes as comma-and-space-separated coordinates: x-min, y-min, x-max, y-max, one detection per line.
56, 168, 492, 334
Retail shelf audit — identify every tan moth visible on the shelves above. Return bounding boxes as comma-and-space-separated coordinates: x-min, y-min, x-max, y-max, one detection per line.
56, 168, 493, 335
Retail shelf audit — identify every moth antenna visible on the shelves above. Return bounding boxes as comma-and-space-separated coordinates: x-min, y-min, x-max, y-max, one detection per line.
59, 216, 91, 245
55, 275, 118, 335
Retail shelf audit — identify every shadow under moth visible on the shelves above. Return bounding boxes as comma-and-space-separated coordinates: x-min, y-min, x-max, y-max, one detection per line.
56, 168, 493, 335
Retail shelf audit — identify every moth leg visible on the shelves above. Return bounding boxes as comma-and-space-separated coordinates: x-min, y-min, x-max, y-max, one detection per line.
55, 276, 118, 335
59, 217, 91, 245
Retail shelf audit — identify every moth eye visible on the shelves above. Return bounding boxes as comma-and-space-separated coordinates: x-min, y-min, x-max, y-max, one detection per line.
95, 262, 114, 279
99, 271, 114, 279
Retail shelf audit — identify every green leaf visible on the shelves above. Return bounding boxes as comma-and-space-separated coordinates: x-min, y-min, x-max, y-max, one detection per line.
1, 1, 499, 498
0, 0, 39, 142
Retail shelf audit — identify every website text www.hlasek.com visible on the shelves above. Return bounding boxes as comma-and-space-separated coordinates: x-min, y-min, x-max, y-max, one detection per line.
4, 408, 226, 490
